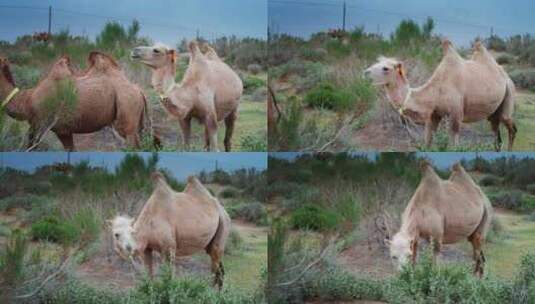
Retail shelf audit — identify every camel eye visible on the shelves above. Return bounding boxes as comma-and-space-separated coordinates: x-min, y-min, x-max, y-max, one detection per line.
382, 67, 390, 72
392, 256, 398, 260
153, 49, 161, 53
114, 233, 119, 239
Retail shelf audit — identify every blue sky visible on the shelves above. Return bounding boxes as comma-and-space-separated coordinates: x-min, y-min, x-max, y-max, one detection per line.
270, 152, 535, 170
0, 152, 267, 181
269, 0, 535, 46
0, 0, 267, 46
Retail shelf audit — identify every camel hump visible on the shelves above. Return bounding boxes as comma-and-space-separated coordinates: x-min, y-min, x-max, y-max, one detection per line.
188, 40, 202, 59
419, 160, 442, 184
87, 51, 120, 73
201, 43, 220, 60
185, 176, 213, 197
151, 171, 174, 196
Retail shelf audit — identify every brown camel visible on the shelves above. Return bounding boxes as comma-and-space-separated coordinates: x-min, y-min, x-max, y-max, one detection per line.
0, 53, 155, 151
386, 161, 493, 277
110, 172, 231, 289
130, 41, 243, 152
365, 39, 517, 151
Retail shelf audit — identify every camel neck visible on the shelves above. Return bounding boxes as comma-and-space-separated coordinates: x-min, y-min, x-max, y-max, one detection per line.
152, 64, 176, 95
384, 79, 409, 108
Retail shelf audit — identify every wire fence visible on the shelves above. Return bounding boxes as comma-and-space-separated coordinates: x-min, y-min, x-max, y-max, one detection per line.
0, 4, 240, 44
268, 0, 534, 45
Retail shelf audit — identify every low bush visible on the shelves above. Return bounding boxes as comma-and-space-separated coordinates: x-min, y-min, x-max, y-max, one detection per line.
480, 174, 502, 186
490, 190, 524, 210
496, 53, 516, 65
510, 68, 535, 91
299, 47, 327, 62
242, 75, 265, 95
133, 265, 252, 304
239, 133, 267, 152
228, 202, 267, 225
383, 250, 510, 304
221, 188, 240, 199
30, 216, 77, 245
225, 228, 244, 255
304, 82, 354, 111
290, 205, 339, 231
527, 184, 535, 195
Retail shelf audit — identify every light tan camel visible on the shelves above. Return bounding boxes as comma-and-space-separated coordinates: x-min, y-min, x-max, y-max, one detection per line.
0, 53, 155, 151
130, 41, 243, 151
387, 161, 493, 277
364, 39, 517, 151
110, 172, 231, 289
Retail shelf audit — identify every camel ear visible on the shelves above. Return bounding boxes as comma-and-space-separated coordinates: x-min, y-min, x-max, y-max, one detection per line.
395, 62, 405, 77
167, 49, 177, 63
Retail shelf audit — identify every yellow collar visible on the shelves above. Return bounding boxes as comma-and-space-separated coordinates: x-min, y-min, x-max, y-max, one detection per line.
2, 87, 20, 108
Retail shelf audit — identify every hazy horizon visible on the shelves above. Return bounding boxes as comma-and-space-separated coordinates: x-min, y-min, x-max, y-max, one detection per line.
269, 0, 535, 46
0, 152, 267, 181
269, 152, 535, 170
0, 0, 267, 46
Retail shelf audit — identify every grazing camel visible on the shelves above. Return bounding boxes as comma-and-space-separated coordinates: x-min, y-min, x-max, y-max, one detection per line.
0, 53, 155, 151
130, 41, 243, 152
110, 172, 231, 289
364, 39, 517, 151
386, 161, 493, 277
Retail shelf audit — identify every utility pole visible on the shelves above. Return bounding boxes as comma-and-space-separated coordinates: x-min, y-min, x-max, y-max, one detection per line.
196, 29, 200, 41
490, 27, 494, 38
48, 6, 52, 36
342, 1, 346, 31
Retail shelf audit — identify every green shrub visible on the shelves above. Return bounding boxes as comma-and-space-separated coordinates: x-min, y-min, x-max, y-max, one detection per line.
221, 188, 239, 199
496, 53, 515, 65
305, 268, 384, 301
228, 202, 267, 225
39, 277, 124, 304
491, 190, 524, 210
10, 64, 41, 88
31, 216, 77, 244
299, 47, 327, 61
304, 82, 354, 110
70, 208, 102, 245
225, 228, 243, 255
242, 75, 265, 95
239, 133, 267, 152
510, 68, 535, 91
527, 184, 535, 195
384, 249, 510, 304
480, 174, 502, 186
290, 205, 339, 231
133, 265, 251, 303
326, 40, 351, 58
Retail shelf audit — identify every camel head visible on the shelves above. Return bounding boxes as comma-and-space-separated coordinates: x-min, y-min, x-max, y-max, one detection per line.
109, 215, 138, 260
131, 43, 177, 94
386, 232, 414, 270
0, 57, 16, 94
130, 43, 176, 69
364, 57, 409, 109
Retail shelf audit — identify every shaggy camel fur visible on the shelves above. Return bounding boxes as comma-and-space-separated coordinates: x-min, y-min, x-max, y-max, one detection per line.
130, 41, 243, 151
110, 172, 231, 289
387, 161, 493, 277
365, 39, 517, 151
0, 53, 153, 150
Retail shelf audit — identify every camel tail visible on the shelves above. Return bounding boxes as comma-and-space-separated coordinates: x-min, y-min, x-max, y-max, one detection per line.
205, 202, 231, 254
140, 93, 162, 149
475, 198, 493, 241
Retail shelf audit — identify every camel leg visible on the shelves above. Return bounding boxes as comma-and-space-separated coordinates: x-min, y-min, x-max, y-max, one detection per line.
468, 232, 484, 278
223, 109, 238, 152
57, 133, 75, 151
163, 246, 177, 277
204, 115, 219, 152
410, 239, 418, 265
432, 238, 442, 264
449, 115, 461, 147
424, 115, 441, 148
207, 246, 224, 290
488, 115, 502, 152
178, 116, 192, 150
143, 248, 154, 277
502, 118, 517, 151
